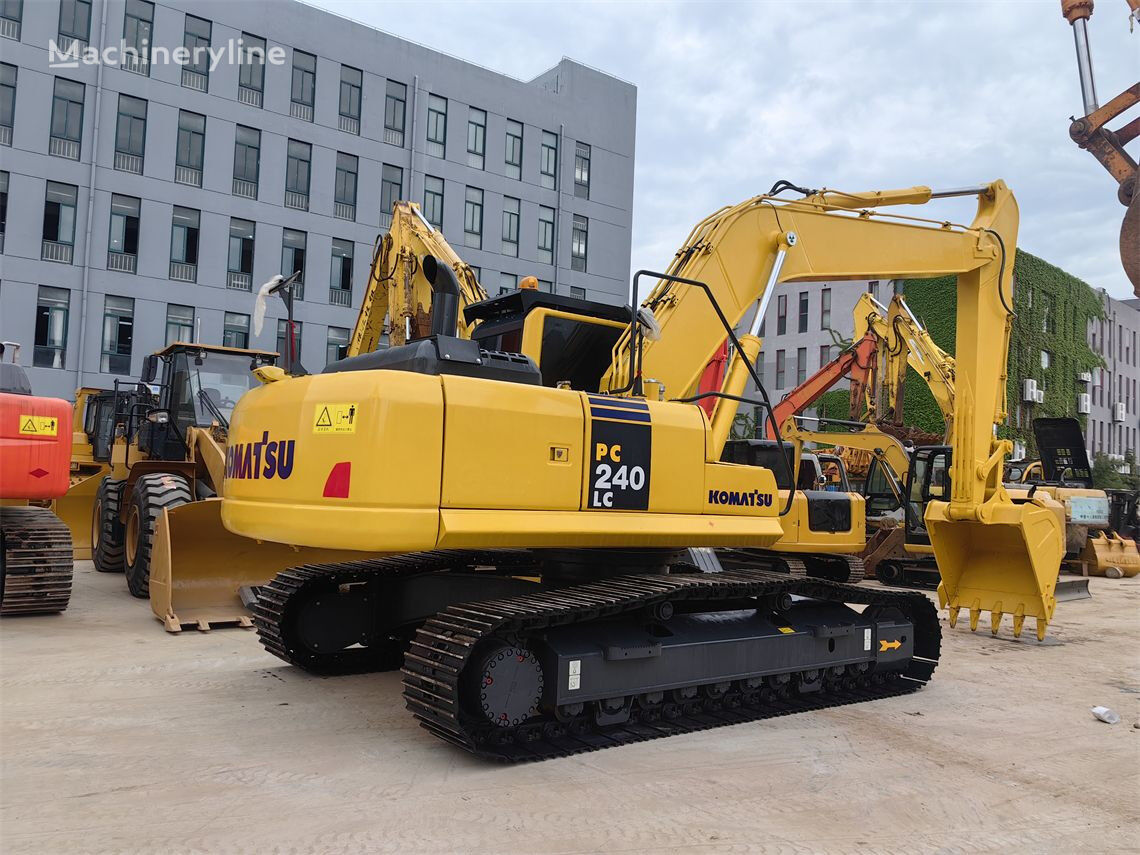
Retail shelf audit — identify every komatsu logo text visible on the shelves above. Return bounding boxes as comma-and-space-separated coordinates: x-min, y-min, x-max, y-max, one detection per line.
226, 431, 296, 481
708, 488, 773, 508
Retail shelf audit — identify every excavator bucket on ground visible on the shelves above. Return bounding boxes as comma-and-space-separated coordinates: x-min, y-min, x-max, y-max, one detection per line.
149, 498, 362, 632
927, 500, 1066, 641
1080, 530, 1140, 577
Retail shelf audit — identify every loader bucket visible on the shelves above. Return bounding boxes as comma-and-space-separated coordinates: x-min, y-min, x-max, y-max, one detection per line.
926, 500, 1065, 641
51, 468, 107, 560
1079, 530, 1140, 578
149, 498, 365, 633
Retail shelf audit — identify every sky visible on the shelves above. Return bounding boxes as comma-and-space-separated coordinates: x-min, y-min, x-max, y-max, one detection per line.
311, 0, 1136, 299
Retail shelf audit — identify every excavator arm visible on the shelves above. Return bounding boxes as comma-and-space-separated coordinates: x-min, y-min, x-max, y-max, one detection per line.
348, 201, 488, 356
602, 180, 1064, 637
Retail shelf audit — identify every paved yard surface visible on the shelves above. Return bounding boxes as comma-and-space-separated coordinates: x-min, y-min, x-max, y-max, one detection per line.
2, 563, 1137, 854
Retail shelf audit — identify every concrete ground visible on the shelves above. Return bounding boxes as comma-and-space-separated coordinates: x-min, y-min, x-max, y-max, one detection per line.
1, 563, 1137, 854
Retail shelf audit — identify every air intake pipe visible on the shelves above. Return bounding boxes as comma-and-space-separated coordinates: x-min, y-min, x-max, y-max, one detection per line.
421, 255, 461, 338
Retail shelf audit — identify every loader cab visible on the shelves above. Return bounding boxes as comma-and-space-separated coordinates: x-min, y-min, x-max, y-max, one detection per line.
137, 343, 276, 459
466, 290, 630, 390
83, 389, 123, 463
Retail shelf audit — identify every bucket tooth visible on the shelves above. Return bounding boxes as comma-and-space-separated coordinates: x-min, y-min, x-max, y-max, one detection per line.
1035, 617, 1047, 642
968, 598, 981, 632
990, 601, 1003, 636
948, 607, 960, 628
1012, 604, 1025, 638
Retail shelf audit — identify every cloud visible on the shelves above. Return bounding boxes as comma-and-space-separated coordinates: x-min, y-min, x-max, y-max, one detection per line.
312, 0, 1136, 298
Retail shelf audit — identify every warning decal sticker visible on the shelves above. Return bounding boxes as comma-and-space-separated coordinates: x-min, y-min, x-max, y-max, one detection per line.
313, 403, 359, 434
19, 415, 59, 436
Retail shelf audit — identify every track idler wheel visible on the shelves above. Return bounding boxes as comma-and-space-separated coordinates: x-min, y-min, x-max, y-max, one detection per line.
124, 474, 192, 599
92, 478, 126, 573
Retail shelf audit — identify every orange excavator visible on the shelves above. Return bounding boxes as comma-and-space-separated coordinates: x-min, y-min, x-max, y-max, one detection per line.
1060, 0, 1140, 294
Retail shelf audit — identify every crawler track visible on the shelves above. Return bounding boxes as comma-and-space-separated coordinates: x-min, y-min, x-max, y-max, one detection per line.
402, 568, 939, 762
1, 506, 73, 616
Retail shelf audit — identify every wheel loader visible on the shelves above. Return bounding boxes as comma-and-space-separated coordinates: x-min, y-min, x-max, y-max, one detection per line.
47, 387, 113, 561
89, 342, 360, 631
218, 180, 1068, 761
0, 342, 74, 615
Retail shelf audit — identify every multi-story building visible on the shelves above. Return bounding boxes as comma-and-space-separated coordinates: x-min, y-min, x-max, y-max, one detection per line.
1086, 291, 1140, 462
0, 0, 636, 399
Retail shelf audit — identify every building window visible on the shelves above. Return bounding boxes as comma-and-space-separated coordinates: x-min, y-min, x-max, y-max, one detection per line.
285, 139, 311, 210
281, 228, 307, 296
797, 292, 809, 334
181, 14, 210, 91
34, 286, 69, 368
107, 194, 140, 273
1042, 296, 1054, 334
122, 0, 153, 75
232, 125, 259, 198
469, 265, 481, 282
796, 347, 807, 385
571, 215, 588, 272
426, 94, 447, 158
820, 345, 832, 367
384, 80, 406, 147
238, 32, 266, 107
338, 65, 361, 134
540, 130, 558, 189
505, 119, 523, 180
114, 94, 146, 173
165, 304, 194, 346
326, 326, 349, 365
423, 175, 444, 228
1041, 350, 1051, 370
169, 206, 199, 282
58, 0, 91, 49
537, 279, 553, 293
50, 77, 84, 160
330, 238, 353, 306
290, 49, 316, 121
100, 296, 133, 374
502, 196, 520, 257
42, 181, 77, 263
821, 287, 831, 329
776, 294, 787, 335
223, 312, 249, 349
380, 164, 402, 228
175, 110, 205, 186
574, 142, 590, 199
227, 218, 254, 290
868, 280, 878, 298
464, 187, 483, 250
276, 319, 302, 364
467, 107, 486, 169
775, 350, 786, 389
0, 170, 7, 253
326, 152, 358, 223
538, 205, 555, 265
0, 63, 14, 145
499, 272, 517, 294
0, 0, 21, 40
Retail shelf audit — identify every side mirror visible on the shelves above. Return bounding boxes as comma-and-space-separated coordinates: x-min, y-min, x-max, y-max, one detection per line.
141, 354, 160, 384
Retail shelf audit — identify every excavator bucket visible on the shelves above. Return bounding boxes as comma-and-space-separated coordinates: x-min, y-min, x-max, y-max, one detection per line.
1079, 530, 1140, 578
927, 500, 1066, 641
149, 498, 364, 632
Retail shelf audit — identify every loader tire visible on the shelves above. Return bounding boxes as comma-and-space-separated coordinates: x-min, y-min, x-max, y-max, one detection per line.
875, 561, 903, 587
92, 478, 126, 573
124, 474, 192, 599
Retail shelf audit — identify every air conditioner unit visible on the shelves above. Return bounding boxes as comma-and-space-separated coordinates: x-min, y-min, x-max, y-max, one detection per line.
1114, 402, 1126, 422
1013, 440, 1027, 460
1035, 389, 1045, 404
1078, 371, 1092, 384
1078, 393, 1091, 414
1022, 378, 1038, 403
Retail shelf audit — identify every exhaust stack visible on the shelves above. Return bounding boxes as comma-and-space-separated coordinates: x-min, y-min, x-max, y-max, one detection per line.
421, 255, 460, 338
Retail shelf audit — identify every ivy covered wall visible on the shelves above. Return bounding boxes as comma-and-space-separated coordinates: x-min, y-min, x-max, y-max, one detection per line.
816, 249, 1103, 458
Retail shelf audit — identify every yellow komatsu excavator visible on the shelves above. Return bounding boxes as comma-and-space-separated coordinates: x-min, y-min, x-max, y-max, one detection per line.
222, 180, 1061, 761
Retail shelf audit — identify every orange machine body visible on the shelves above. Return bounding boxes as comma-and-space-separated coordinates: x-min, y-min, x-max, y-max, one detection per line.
0, 392, 72, 499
